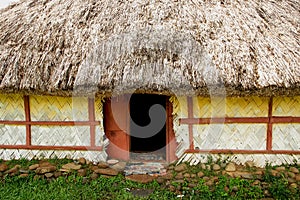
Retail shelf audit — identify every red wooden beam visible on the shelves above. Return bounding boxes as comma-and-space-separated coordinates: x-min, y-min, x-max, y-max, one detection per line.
180, 117, 269, 124
187, 97, 194, 150
24, 96, 31, 146
0, 121, 100, 126
88, 98, 96, 147
266, 97, 273, 151
185, 149, 300, 154
0, 145, 103, 151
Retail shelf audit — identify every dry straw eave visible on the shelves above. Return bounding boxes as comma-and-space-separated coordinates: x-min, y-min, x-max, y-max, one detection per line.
0, 0, 299, 97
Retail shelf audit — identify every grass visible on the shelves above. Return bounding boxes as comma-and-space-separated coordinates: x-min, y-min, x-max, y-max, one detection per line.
0, 159, 300, 199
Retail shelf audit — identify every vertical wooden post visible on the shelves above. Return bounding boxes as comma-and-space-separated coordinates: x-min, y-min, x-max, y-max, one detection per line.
266, 97, 273, 151
187, 97, 194, 150
88, 98, 96, 147
24, 96, 31, 146
166, 98, 178, 163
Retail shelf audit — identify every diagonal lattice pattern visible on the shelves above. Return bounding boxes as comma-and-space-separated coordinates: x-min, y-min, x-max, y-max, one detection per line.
31, 126, 90, 146
273, 96, 300, 117
193, 124, 266, 150
194, 96, 268, 118
0, 125, 26, 145
273, 124, 300, 150
0, 94, 25, 120
30, 95, 89, 121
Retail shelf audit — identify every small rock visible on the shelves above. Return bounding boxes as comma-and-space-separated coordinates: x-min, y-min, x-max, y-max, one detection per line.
264, 190, 271, 197
19, 174, 29, 178
33, 175, 42, 180
252, 180, 260, 185
175, 172, 183, 179
45, 173, 54, 178
205, 180, 214, 187
225, 163, 236, 172
191, 174, 196, 178
0, 163, 8, 172
19, 169, 29, 174
245, 161, 255, 168
290, 183, 298, 189
78, 169, 87, 177
197, 171, 204, 178
110, 161, 126, 172
270, 170, 278, 176
188, 183, 197, 188
78, 157, 86, 165
206, 165, 211, 171
232, 186, 238, 192
174, 163, 187, 172
62, 163, 82, 170
169, 185, 176, 192
39, 161, 52, 167
35, 166, 56, 174
90, 172, 99, 180
212, 164, 221, 171
82, 177, 89, 184
290, 167, 299, 174
203, 176, 210, 181
183, 173, 191, 178
97, 162, 109, 169
156, 177, 165, 184
5, 165, 21, 174
54, 171, 62, 178
125, 174, 155, 184
94, 168, 119, 176
295, 174, 300, 181
288, 178, 296, 184
275, 166, 285, 172
162, 172, 173, 180
107, 159, 119, 165
288, 172, 296, 178
29, 164, 39, 170
200, 163, 206, 170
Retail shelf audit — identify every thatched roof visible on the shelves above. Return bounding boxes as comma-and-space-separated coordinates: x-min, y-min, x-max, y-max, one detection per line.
0, 0, 299, 97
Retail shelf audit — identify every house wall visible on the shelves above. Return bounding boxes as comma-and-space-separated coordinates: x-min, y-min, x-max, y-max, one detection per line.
172, 96, 300, 166
0, 94, 107, 161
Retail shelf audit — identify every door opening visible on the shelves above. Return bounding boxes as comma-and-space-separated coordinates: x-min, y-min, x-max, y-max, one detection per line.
130, 94, 166, 160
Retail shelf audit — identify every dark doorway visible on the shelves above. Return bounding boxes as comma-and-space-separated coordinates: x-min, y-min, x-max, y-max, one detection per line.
130, 94, 166, 160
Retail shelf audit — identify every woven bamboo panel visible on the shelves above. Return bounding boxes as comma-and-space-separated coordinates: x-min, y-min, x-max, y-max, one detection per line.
193, 124, 266, 150
194, 96, 268, 118
272, 124, 300, 150
0, 149, 107, 162
0, 125, 26, 145
178, 153, 300, 167
31, 126, 90, 146
95, 125, 105, 147
273, 96, 300, 116
30, 95, 88, 121
170, 96, 188, 118
95, 96, 104, 121
0, 94, 25, 120
194, 97, 226, 118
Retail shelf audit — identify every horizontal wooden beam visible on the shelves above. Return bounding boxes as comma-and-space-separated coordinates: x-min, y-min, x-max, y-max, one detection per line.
185, 149, 300, 154
0, 145, 103, 151
0, 121, 100, 126
180, 117, 300, 125
180, 117, 269, 124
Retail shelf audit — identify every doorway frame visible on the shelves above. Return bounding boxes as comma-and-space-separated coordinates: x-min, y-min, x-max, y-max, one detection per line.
103, 95, 177, 163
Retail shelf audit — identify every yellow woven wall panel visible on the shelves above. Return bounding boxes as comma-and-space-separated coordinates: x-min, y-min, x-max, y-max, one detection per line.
171, 96, 188, 118
0, 94, 25, 120
31, 126, 90, 146
0, 125, 26, 145
95, 97, 104, 121
30, 95, 88, 121
273, 96, 300, 116
194, 96, 268, 118
272, 124, 300, 150
194, 97, 226, 118
193, 124, 267, 150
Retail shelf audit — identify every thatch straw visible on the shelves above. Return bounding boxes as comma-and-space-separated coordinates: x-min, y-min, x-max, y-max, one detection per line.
0, 0, 299, 97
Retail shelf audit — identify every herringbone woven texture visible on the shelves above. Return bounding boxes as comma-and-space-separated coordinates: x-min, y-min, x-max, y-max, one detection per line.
0, 125, 26, 145
194, 96, 268, 118
30, 95, 88, 121
273, 124, 300, 150
193, 124, 266, 150
273, 96, 300, 117
31, 126, 90, 146
0, 149, 107, 161
0, 94, 25, 120
179, 153, 300, 167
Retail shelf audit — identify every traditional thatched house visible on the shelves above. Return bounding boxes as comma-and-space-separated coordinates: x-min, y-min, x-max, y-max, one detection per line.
0, 0, 299, 166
